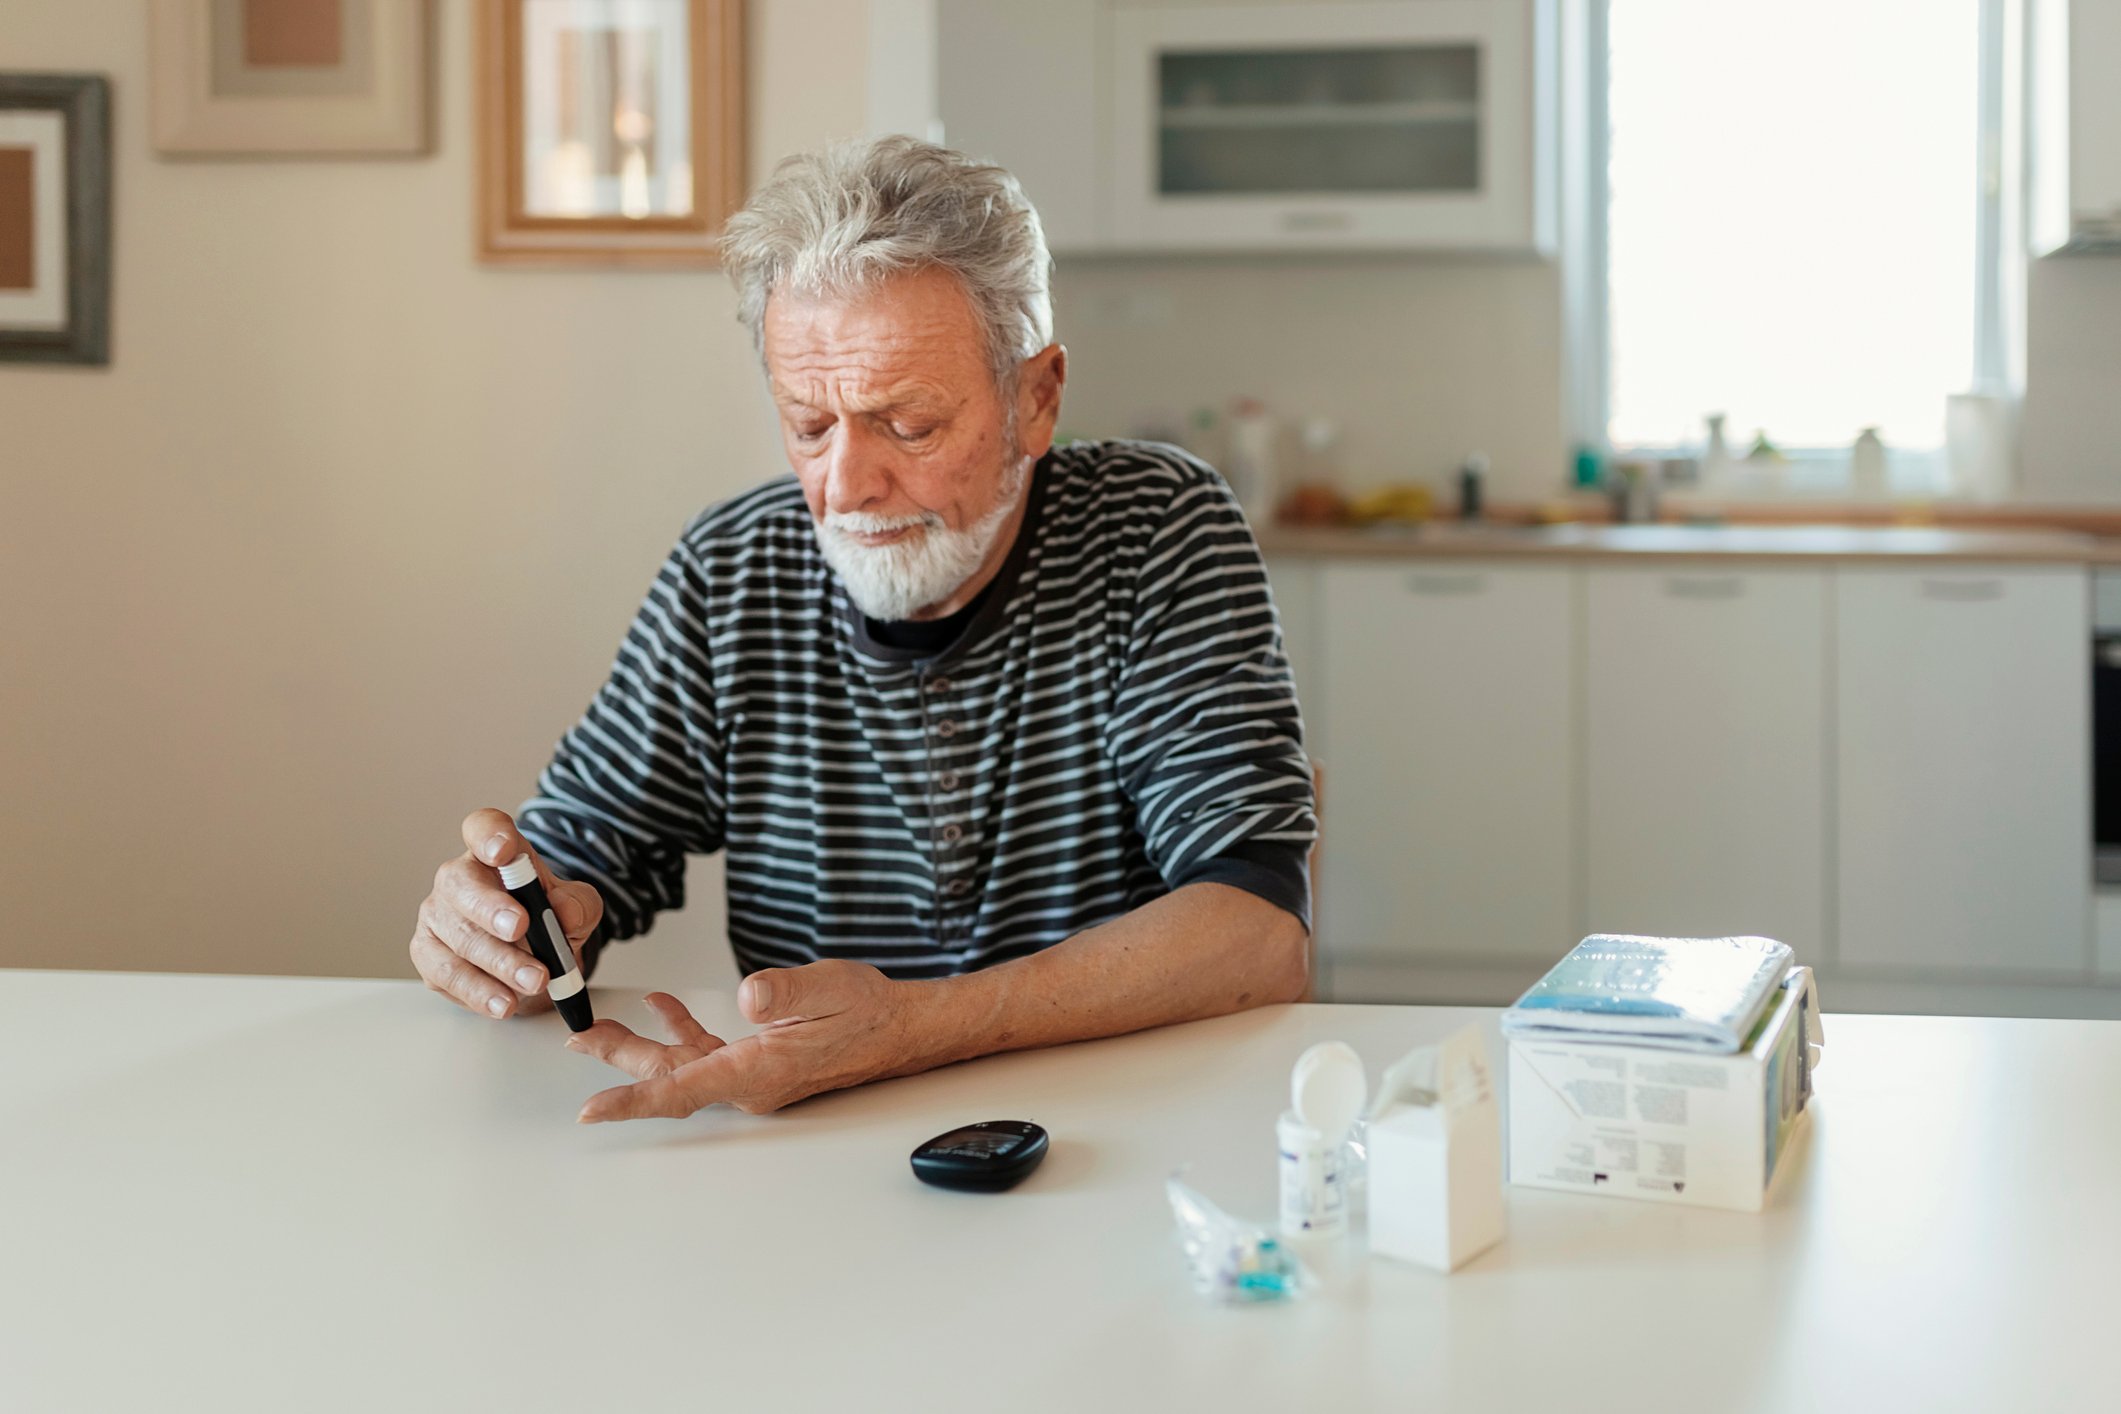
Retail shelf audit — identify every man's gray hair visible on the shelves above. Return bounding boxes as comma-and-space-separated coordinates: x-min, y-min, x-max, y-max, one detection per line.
720, 135, 1055, 392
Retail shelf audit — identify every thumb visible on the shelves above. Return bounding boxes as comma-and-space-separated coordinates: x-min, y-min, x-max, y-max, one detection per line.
549, 879, 603, 947
739, 964, 822, 1025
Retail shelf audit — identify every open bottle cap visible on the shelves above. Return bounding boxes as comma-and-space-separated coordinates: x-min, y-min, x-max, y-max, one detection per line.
1290, 1041, 1367, 1144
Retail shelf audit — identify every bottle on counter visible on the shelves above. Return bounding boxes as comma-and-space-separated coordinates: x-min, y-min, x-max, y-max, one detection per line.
1223, 396, 1278, 526
1701, 413, 1735, 493
1850, 427, 1888, 499
1458, 453, 1488, 521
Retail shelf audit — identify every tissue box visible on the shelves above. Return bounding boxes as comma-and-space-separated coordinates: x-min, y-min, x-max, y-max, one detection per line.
1507, 969, 1820, 1213
1367, 1027, 1506, 1272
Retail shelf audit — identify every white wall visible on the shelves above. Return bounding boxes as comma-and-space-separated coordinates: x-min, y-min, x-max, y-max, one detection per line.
0, 0, 868, 983
1055, 255, 1564, 502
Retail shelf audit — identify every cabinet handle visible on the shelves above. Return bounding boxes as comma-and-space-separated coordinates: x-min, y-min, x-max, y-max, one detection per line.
1405, 572, 1487, 596
1280, 210, 1354, 232
1920, 578, 2005, 602
1662, 575, 1745, 600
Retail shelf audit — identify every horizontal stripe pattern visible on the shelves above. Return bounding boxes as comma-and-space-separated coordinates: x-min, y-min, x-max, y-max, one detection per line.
517, 438, 1316, 979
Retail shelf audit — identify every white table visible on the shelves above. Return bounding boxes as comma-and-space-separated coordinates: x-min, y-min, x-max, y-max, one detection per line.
2, 971, 2115, 1413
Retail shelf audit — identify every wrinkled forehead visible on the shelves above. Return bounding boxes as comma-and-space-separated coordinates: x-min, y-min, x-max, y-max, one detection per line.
761, 267, 993, 409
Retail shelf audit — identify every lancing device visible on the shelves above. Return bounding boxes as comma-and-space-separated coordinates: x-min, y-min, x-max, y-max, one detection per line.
497, 854, 595, 1032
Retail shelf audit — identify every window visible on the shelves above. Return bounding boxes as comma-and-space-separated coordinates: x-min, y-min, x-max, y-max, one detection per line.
1573, 0, 2016, 492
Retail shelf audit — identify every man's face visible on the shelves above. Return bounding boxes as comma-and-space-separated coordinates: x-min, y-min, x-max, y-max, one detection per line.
764, 267, 1056, 621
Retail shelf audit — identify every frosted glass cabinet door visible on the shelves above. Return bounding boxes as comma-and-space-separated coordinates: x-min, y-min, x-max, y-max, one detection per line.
1317, 564, 1576, 962
1584, 568, 1829, 958
1108, 1, 1545, 251
1835, 567, 2090, 975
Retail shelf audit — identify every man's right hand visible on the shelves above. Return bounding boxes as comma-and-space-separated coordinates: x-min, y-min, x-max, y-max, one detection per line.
410, 809, 604, 1020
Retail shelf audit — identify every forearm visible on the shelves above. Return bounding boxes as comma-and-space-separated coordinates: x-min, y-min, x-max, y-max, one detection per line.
895, 883, 1310, 1074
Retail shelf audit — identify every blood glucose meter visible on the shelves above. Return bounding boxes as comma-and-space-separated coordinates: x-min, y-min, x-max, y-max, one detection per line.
909, 1120, 1050, 1192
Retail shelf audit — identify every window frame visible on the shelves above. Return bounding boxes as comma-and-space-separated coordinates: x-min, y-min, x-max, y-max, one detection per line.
1561, 0, 2025, 495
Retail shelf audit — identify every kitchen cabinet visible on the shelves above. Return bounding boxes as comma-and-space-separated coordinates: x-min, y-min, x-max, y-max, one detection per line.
1315, 563, 1576, 962
873, 1, 1554, 254
2069, 0, 2121, 246
1108, 1, 1553, 252
2098, 890, 2121, 980
1835, 567, 2090, 975
1583, 568, 1829, 958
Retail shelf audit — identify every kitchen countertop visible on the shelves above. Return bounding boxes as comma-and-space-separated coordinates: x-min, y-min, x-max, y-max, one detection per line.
1257, 523, 2121, 564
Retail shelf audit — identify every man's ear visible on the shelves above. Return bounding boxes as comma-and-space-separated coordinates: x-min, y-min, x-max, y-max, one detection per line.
1015, 343, 1068, 458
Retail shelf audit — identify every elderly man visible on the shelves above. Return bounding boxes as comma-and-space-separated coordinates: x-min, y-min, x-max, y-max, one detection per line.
409, 137, 1317, 1122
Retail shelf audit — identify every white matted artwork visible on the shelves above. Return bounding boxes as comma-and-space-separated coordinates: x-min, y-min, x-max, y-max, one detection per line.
150, 0, 432, 156
0, 111, 68, 332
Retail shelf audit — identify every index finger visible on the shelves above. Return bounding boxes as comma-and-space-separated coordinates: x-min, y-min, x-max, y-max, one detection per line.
461, 807, 525, 867
577, 1044, 752, 1124
460, 807, 563, 893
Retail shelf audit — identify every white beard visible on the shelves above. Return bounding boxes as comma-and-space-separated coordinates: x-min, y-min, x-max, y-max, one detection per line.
816, 455, 1030, 623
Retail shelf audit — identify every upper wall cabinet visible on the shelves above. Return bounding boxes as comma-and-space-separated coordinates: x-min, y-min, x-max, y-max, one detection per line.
872, 1, 1556, 256
2070, 0, 2121, 245
1108, 1, 1552, 253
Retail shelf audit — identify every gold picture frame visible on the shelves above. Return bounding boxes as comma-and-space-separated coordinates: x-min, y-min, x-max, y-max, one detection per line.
476, 0, 746, 267
149, 0, 433, 157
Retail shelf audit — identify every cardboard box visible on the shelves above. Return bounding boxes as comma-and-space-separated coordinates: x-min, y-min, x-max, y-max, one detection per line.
1507, 969, 1820, 1212
1367, 1026, 1506, 1271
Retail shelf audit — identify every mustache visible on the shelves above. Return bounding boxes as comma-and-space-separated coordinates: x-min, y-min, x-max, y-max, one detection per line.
822, 509, 945, 537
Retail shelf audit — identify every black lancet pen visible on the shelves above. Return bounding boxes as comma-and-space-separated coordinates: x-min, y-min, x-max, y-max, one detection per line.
497, 854, 595, 1032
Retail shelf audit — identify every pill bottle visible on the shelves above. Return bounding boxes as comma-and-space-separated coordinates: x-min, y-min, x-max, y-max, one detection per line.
1278, 1109, 1346, 1238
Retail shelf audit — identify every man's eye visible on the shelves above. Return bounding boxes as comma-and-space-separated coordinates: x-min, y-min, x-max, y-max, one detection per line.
795, 425, 828, 443
894, 425, 935, 443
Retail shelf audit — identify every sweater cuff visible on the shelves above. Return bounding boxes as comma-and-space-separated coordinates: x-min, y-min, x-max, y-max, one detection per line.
1169, 837, 1312, 931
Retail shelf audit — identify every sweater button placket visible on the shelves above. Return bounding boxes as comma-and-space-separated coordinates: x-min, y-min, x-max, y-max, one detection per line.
925, 670, 967, 934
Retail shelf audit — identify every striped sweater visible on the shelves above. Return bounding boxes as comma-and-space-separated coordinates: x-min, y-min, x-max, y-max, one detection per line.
516, 437, 1317, 979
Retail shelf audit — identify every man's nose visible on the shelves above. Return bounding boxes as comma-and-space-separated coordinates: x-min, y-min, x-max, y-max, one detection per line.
821, 423, 894, 516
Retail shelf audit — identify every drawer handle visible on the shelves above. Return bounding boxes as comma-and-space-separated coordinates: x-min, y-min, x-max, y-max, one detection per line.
1406, 572, 1487, 596
1921, 578, 2005, 602
1280, 210, 1354, 232
1662, 576, 1745, 600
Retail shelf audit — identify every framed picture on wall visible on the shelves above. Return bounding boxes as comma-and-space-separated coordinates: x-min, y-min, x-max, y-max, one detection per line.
0, 73, 111, 366
476, 0, 746, 267
149, 0, 432, 156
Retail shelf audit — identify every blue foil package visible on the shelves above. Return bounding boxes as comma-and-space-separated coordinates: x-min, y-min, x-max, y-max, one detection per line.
1501, 934, 1795, 1054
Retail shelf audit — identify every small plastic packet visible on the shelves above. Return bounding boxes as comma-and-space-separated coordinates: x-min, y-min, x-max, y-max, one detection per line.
1166, 1170, 1313, 1304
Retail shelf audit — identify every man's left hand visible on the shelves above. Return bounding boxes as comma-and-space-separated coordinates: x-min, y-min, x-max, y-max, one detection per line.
562, 960, 922, 1122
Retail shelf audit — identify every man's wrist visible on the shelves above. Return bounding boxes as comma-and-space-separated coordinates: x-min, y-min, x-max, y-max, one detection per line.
891, 967, 1009, 1075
